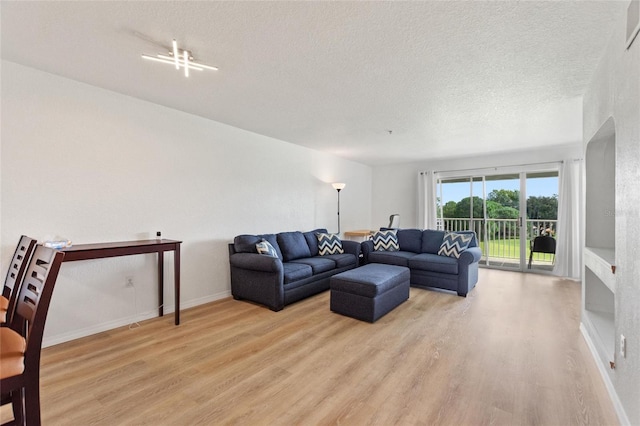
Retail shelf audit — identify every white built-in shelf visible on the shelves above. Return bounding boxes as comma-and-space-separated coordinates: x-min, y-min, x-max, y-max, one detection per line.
584, 246, 615, 266
583, 118, 616, 370
584, 246, 616, 293
584, 309, 615, 362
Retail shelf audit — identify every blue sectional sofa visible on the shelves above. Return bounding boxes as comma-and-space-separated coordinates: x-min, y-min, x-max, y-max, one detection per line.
228, 229, 360, 311
361, 229, 482, 297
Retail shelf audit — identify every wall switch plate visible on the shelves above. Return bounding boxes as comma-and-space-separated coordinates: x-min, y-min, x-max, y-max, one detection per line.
620, 334, 626, 358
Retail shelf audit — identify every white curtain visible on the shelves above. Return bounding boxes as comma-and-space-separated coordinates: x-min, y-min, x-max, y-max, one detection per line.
418, 171, 438, 229
553, 159, 582, 279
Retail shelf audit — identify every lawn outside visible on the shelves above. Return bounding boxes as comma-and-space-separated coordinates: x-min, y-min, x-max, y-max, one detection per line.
481, 238, 554, 263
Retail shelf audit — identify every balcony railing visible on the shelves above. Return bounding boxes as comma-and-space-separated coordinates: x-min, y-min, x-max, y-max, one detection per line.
439, 217, 557, 266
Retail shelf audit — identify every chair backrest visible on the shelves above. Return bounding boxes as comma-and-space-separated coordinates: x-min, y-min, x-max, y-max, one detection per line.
388, 214, 400, 228
532, 236, 556, 254
10, 246, 65, 355
3, 236, 37, 299
3, 236, 37, 323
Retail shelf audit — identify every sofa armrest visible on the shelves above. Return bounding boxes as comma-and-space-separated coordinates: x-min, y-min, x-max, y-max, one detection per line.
456, 246, 481, 297
361, 240, 374, 263
229, 253, 285, 311
229, 252, 283, 273
341, 240, 361, 258
459, 247, 482, 265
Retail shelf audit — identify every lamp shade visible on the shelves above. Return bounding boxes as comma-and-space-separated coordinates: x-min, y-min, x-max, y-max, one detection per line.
332, 183, 346, 191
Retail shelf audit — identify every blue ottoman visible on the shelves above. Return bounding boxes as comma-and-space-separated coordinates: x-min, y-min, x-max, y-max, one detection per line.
330, 264, 410, 322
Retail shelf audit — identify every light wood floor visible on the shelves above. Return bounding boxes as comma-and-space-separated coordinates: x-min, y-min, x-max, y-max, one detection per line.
2, 269, 618, 425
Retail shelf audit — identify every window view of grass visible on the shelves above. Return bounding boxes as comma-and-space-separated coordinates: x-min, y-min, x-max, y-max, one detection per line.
484, 238, 554, 263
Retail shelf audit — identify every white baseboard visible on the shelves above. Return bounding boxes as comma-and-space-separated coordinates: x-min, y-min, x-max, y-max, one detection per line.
580, 322, 630, 426
43, 290, 231, 348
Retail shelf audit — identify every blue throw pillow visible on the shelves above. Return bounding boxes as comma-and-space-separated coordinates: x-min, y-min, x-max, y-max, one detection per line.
438, 232, 474, 258
372, 230, 399, 252
316, 233, 344, 255
256, 239, 278, 258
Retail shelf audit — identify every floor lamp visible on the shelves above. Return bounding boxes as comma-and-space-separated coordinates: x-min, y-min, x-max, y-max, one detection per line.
332, 183, 346, 235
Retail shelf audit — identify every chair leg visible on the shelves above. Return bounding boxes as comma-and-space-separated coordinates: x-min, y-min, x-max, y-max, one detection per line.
24, 375, 40, 426
10, 388, 24, 426
528, 252, 533, 269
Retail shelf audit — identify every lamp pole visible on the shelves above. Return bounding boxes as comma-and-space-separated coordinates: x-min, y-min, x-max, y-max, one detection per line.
332, 183, 346, 235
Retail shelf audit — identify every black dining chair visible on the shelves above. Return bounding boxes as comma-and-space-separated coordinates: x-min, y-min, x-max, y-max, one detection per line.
0, 245, 65, 425
528, 235, 556, 269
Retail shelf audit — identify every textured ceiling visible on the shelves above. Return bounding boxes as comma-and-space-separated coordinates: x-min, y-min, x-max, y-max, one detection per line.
0, 1, 627, 165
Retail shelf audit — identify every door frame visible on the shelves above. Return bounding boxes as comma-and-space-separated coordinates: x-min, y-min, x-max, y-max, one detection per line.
436, 163, 560, 273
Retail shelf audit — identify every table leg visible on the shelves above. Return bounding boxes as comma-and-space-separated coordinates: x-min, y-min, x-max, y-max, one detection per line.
174, 244, 181, 325
158, 251, 164, 318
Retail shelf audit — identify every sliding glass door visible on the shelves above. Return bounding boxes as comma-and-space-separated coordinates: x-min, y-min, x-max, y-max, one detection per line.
437, 167, 558, 272
525, 172, 559, 271
483, 174, 522, 269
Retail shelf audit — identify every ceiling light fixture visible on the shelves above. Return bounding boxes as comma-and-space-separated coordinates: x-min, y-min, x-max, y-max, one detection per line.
142, 39, 218, 77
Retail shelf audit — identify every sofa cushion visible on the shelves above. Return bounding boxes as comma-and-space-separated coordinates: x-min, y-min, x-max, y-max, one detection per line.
319, 253, 356, 268
277, 231, 312, 261
372, 230, 399, 251
438, 232, 474, 258
256, 239, 278, 257
396, 229, 423, 253
234, 234, 283, 260
289, 257, 336, 274
303, 228, 328, 256
367, 250, 416, 267
234, 234, 261, 253
316, 233, 344, 255
283, 262, 313, 283
408, 253, 459, 274
421, 229, 446, 254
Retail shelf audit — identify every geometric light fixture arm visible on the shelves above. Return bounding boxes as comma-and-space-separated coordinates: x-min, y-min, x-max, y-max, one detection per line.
142, 39, 218, 77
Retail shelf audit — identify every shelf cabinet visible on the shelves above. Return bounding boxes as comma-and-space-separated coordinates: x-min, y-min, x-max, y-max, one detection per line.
582, 117, 616, 368
584, 257, 615, 362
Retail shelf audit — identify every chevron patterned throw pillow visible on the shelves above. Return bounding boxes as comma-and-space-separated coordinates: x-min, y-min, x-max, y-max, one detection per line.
438, 232, 473, 258
372, 230, 399, 252
316, 233, 344, 255
256, 239, 278, 257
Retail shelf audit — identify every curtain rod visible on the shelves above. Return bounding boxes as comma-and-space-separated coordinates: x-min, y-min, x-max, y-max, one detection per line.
419, 159, 581, 175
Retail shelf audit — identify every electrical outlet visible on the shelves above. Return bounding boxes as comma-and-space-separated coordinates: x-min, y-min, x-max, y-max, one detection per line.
620, 334, 626, 358
125, 277, 134, 288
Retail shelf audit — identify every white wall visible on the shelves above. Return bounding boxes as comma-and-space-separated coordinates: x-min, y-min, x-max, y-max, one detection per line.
0, 61, 372, 346
371, 144, 582, 230
582, 6, 640, 424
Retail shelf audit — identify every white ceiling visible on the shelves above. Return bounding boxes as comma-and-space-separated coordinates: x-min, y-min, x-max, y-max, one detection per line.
0, 1, 627, 166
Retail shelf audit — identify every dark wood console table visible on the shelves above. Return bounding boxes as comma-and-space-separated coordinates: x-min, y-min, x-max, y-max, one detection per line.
62, 239, 182, 325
